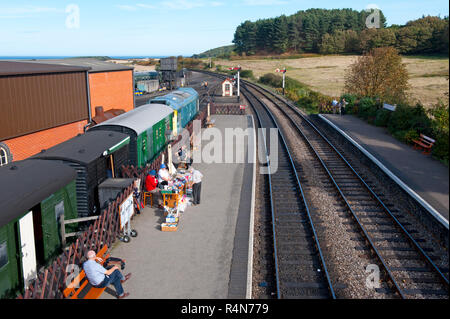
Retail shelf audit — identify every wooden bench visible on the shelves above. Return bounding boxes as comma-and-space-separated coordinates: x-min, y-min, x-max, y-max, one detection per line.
63, 245, 110, 299
412, 134, 435, 155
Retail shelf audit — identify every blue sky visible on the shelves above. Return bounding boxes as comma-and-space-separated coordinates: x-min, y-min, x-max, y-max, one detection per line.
0, 0, 448, 56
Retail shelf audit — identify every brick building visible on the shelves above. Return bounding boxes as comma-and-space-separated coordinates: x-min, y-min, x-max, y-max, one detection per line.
0, 61, 91, 164
29, 58, 135, 116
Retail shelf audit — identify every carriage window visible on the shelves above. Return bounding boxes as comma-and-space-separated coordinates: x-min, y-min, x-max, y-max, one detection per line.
0, 147, 8, 167
0, 241, 8, 269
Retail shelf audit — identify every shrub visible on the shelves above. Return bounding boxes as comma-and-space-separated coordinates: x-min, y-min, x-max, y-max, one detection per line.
258, 73, 283, 87
387, 104, 432, 135
240, 69, 254, 79
358, 97, 378, 121
374, 108, 392, 127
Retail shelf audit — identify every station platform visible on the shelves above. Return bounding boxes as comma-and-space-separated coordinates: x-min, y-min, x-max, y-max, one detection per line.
319, 114, 449, 226
100, 115, 255, 299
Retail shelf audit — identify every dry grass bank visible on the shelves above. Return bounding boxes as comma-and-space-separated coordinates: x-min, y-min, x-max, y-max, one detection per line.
213, 55, 449, 107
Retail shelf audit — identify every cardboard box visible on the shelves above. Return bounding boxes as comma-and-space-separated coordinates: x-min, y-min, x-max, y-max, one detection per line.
161, 222, 178, 232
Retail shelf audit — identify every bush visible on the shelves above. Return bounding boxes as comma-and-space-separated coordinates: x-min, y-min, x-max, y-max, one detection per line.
258, 73, 283, 87
374, 108, 392, 127
341, 93, 358, 113
432, 133, 449, 164
387, 104, 432, 135
358, 97, 378, 121
240, 69, 254, 79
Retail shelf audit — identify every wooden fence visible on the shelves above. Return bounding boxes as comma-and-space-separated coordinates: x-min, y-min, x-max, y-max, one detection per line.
210, 103, 246, 115
17, 185, 133, 299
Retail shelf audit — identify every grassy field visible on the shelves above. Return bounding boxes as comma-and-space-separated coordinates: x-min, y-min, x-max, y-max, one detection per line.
212, 55, 449, 107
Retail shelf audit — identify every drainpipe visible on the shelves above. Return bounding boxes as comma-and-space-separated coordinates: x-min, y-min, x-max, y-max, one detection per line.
84, 70, 93, 132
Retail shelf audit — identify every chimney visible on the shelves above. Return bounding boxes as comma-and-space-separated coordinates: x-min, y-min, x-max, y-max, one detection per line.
95, 106, 105, 117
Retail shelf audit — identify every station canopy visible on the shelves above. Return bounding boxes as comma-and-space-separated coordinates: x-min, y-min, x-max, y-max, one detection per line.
31, 131, 130, 165
92, 103, 174, 136
0, 159, 76, 227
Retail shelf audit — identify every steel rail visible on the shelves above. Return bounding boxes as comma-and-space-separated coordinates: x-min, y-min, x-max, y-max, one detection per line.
244, 80, 450, 290
244, 83, 336, 299
243, 83, 406, 298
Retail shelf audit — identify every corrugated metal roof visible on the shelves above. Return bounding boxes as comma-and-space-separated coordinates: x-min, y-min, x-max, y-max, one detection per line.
0, 159, 76, 227
31, 131, 130, 165
21, 58, 134, 73
0, 60, 90, 76
90, 103, 173, 135
150, 88, 198, 111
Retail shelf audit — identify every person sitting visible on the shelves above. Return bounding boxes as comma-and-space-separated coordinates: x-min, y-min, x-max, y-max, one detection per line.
145, 170, 162, 207
158, 163, 172, 188
83, 250, 131, 299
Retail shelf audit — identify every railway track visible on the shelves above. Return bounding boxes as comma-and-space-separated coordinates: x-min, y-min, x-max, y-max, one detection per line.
193, 70, 449, 299
242, 81, 449, 299
245, 81, 335, 299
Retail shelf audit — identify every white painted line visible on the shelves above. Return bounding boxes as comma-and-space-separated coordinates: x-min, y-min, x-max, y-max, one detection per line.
319, 114, 449, 229
246, 115, 256, 299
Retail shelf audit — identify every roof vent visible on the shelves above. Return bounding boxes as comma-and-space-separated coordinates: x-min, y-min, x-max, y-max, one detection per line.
108, 133, 114, 137
10, 165, 18, 170
78, 149, 86, 154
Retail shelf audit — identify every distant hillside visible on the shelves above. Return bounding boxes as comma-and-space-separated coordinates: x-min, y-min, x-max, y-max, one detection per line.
72, 56, 112, 61
192, 45, 235, 58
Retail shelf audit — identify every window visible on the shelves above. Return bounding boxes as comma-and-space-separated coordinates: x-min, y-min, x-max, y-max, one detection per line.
0, 147, 8, 167
0, 241, 8, 269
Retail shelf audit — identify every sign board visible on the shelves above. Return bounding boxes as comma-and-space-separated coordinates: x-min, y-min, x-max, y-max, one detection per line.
383, 103, 396, 111
119, 194, 134, 230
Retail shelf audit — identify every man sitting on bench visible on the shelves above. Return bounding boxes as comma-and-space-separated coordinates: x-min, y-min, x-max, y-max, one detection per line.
83, 250, 131, 299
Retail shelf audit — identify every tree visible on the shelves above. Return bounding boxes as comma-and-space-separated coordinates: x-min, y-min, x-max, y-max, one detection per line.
344, 47, 410, 104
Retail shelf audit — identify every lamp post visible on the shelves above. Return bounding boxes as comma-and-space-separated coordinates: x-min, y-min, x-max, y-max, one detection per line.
275, 68, 287, 95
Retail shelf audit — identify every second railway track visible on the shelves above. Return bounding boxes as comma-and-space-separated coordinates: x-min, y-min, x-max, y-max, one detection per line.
194, 70, 449, 299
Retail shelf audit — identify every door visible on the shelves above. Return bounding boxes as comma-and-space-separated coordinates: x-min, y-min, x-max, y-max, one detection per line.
18, 212, 37, 289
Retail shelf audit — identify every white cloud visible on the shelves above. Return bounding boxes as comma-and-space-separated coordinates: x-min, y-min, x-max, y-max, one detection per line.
137, 3, 156, 9
243, 0, 288, 6
0, 5, 63, 15
115, 4, 138, 11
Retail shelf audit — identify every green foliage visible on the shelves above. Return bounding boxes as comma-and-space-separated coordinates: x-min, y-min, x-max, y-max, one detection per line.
387, 104, 432, 135
192, 45, 236, 59
232, 9, 448, 55
258, 73, 283, 87
428, 101, 449, 163
358, 97, 378, 121
240, 69, 255, 79
374, 108, 392, 127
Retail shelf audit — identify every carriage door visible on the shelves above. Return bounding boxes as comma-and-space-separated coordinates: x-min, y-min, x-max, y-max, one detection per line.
18, 212, 37, 288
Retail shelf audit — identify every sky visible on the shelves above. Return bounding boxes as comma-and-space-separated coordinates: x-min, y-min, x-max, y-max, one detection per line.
0, 0, 448, 56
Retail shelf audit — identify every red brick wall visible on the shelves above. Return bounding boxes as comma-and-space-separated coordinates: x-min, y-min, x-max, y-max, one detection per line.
89, 70, 134, 115
3, 120, 87, 161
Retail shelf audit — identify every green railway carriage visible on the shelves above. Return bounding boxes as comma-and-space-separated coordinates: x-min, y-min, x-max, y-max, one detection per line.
89, 103, 174, 168
0, 159, 78, 298
149, 87, 199, 135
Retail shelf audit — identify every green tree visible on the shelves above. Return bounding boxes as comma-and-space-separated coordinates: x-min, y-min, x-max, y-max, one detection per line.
344, 47, 410, 104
